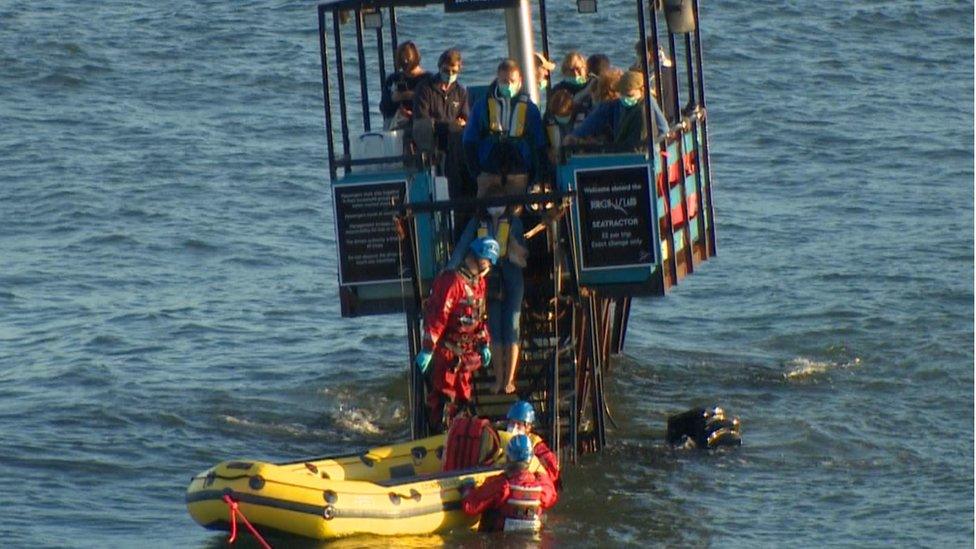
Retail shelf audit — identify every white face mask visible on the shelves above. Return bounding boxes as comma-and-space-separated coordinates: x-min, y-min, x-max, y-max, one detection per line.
487, 206, 505, 217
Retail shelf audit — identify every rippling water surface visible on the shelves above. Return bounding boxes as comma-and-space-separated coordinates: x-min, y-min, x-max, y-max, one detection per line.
1, 1, 972, 547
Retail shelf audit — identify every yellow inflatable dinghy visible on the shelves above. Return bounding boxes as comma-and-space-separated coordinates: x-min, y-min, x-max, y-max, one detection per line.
186, 427, 533, 540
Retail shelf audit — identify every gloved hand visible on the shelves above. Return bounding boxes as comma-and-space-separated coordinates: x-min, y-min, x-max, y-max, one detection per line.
415, 350, 433, 375
480, 345, 491, 367
459, 477, 476, 497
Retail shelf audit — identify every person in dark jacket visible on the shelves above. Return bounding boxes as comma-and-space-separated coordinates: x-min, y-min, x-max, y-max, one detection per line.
564, 70, 669, 151
631, 38, 678, 122
379, 41, 431, 130
413, 48, 469, 151
414, 48, 474, 226
463, 59, 547, 198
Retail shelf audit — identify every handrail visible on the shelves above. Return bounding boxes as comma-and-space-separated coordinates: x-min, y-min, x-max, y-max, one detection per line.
400, 192, 574, 215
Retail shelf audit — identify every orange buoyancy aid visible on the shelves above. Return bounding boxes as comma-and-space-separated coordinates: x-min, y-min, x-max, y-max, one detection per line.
443, 416, 502, 471
500, 470, 544, 531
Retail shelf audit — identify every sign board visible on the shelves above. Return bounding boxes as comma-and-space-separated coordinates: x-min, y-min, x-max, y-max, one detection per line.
333, 181, 409, 285
574, 165, 656, 271
445, 0, 517, 12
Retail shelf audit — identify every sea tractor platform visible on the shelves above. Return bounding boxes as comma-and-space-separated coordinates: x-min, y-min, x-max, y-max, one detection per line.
318, 0, 717, 464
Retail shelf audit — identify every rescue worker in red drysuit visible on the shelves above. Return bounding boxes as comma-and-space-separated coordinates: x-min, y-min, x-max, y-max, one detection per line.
461, 434, 558, 532
505, 400, 560, 486
415, 237, 500, 432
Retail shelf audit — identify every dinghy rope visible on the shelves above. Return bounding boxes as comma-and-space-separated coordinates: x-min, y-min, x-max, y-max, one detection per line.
222, 494, 272, 549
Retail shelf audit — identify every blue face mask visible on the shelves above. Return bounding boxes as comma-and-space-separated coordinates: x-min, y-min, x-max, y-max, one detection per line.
538, 79, 548, 91
440, 70, 458, 85
554, 114, 572, 125
621, 95, 641, 108
570, 75, 587, 86
499, 83, 520, 98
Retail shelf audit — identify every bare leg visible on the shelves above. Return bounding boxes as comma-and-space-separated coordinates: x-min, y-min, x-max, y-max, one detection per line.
503, 343, 520, 394
491, 342, 505, 394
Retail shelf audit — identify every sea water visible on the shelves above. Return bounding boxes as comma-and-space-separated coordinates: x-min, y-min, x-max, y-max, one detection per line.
0, 1, 972, 547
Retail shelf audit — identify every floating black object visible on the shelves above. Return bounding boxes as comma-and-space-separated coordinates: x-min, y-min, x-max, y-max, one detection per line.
667, 406, 741, 449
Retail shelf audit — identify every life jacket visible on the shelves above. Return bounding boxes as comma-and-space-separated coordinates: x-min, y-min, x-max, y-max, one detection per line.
500, 470, 544, 531
439, 268, 487, 353
476, 217, 510, 258
443, 416, 502, 471
485, 92, 529, 139
545, 118, 561, 152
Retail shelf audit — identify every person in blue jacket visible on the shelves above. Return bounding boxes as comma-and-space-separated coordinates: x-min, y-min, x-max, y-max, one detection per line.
463, 59, 548, 198
563, 70, 669, 151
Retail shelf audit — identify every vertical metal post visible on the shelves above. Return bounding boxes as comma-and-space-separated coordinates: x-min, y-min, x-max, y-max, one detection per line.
504, 0, 539, 105
684, 33, 709, 256
647, 2, 679, 285
667, 30, 694, 275
376, 26, 387, 93
586, 295, 606, 451
538, 0, 550, 60
317, 5, 337, 181
354, 10, 371, 132
691, 0, 717, 256
636, 0, 657, 152
390, 6, 400, 52
333, 11, 351, 172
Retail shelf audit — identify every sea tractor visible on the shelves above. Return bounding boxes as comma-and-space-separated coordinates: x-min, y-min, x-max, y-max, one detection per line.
320, 0, 716, 461
185, 0, 716, 541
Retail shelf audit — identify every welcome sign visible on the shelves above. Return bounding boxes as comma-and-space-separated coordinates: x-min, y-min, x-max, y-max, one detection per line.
574, 165, 656, 271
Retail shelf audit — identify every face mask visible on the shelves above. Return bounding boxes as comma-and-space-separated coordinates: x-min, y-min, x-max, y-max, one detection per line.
621, 95, 641, 108
499, 83, 520, 98
440, 70, 457, 85
487, 206, 505, 217
570, 75, 587, 86
538, 79, 548, 91
555, 114, 572, 125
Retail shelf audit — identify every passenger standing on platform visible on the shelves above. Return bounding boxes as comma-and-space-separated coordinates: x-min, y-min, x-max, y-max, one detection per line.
534, 52, 556, 95
415, 237, 499, 432
379, 41, 431, 130
505, 400, 560, 485
590, 66, 623, 108
586, 53, 611, 81
448, 187, 528, 395
461, 434, 558, 533
542, 89, 575, 166
413, 48, 469, 147
564, 70, 669, 150
551, 51, 595, 117
631, 38, 678, 122
413, 49, 474, 228
463, 59, 548, 198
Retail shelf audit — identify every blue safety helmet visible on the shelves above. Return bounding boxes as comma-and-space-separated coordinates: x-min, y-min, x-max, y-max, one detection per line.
506, 434, 533, 463
469, 237, 500, 265
507, 400, 536, 425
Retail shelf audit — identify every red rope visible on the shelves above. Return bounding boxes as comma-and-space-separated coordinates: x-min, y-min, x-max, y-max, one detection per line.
222, 494, 273, 549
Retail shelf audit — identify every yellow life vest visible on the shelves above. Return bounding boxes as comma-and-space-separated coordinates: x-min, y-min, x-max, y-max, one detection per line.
477, 217, 510, 258
487, 96, 528, 138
